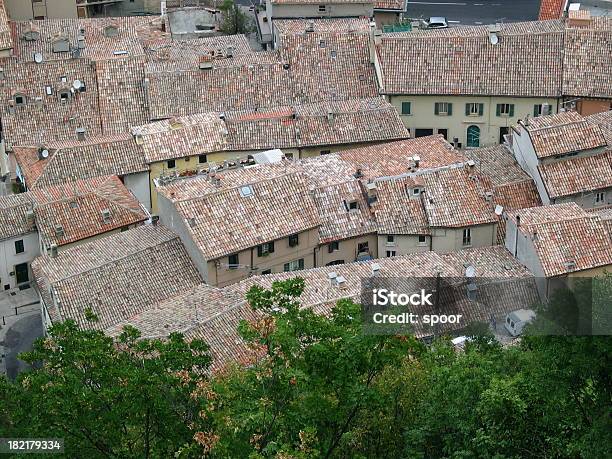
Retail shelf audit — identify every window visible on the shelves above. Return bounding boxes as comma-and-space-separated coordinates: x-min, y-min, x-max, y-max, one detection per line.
257, 241, 274, 257
434, 102, 452, 116
228, 253, 239, 269
167, 159, 176, 169
357, 242, 369, 253
437, 128, 448, 140
595, 192, 606, 204
198, 154, 207, 163
318, 5, 327, 12
466, 125, 480, 148
418, 235, 427, 245
462, 228, 472, 246
285, 152, 294, 160
496, 103, 514, 117
348, 201, 358, 211
14, 94, 25, 106
386, 235, 395, 243
465, 103, 483, 116
15, 240, 24, 254
386, 250, 396, 257
415, 129, 434, 138
59, 90, 70, 101
412, 187, 421, 196
289, 233, 299, 247
284, 258, 305, 272
320, 150, 331, 155
534, 104, 550, 117
401, 102, 411, 115
261, 269, 272, 275
328, 241, 339, 253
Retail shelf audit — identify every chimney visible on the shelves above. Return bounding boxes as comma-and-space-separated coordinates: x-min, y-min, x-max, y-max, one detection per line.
49, 243, 58, 258
198, 54, 213, 70
568, 9, 591, 28
76, 127, 86, 141
306, 20, 314, 33
413, 154, 421, 167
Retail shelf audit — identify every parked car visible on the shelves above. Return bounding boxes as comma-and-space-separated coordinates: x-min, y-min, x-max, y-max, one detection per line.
424, 17, 449, 29
504, 309, 536, 337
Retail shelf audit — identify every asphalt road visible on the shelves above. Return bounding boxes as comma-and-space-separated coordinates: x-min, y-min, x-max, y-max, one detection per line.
1, 313, 43, 380
406, 0, 542, 25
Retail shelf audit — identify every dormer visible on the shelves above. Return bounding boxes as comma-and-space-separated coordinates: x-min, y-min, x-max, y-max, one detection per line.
52, 34, 70, 53
13, 92, 26, 106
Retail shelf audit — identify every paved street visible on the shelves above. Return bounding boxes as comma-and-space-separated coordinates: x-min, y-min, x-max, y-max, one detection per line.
406, 0, 542, 25
0, 287, 42, 379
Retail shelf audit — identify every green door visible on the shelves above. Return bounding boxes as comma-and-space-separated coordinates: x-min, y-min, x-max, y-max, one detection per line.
467, 125, 480, 147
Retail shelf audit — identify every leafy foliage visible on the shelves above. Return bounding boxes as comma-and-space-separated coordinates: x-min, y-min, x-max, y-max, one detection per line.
1, 278, 610, 458
219, 0, 253, 35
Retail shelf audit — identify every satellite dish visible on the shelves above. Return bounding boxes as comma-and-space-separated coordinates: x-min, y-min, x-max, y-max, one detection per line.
40, 149, 49, 159
465, 265, 476, 278
73, 79, 82, 90
489, 33, 499, 45
34, 53, 43, 64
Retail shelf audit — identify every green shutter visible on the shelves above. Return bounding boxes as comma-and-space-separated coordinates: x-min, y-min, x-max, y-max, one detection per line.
465, 104, 470, 116
478, 103, 484, 116
283, 263, 289, 272
434, 103, 439, 115
269, 241, 275, 253
509, 104, 515, 117
401, 102, 411, 115
298, 259, 304, 269
257, 245, 263, 257
447, 103, 452, 116
534, 105, 539, 116
496, 104, 501, 117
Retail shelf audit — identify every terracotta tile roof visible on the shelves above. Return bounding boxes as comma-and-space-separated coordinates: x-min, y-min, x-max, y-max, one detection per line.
338, 135, 465, 180
30, 176, 148, 248
0, 0, 11, 51
145, 19, 378, 120
370, 176, 430, 235
31, 224, 203, 328
0, 17, 149, 147
374, 0, 405, 10
508, 203, 612, 277
145, 35, 252, 62
136, 98, 409, 163
562, 17, 612, 98
524, 111, 608, 159
377, 20, 565, 97
274, 18, 370, 35
228, 246, 537, 337
538, 0, 566, 20
538, 150, 612, 198
160, 170, 320, 260
422, 166, 497, 228
13, 133, 148, 189
586, 110, 612, 146
592, 207, 612, 236
310, 178, 377, 243
0, 193, 35, 241
463, 145, 541, 242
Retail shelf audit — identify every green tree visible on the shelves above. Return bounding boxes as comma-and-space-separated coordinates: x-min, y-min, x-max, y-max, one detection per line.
209, 278, 424, 458
219, 0, 252, 35
0, 319, 215, 458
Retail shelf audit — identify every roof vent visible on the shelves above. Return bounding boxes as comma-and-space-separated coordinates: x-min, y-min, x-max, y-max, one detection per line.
199, 55, 213, 70
22, 23, 41, 42
564, 260, 577, 270
484, 191, 493, 201
76, 127, 86, 141
467, 159, 476, 167
49, 243, 58, 258
327, 110, 334, 122
54, 225, 65, 238
226, 46, 234, 57
327, 271, 337, 284
101, 209, 111, 224
51, 35, 70, 53
494, 204, 504, 216
336, 276, 347, 289
371, 263, 381, 275
306, 20, 315, 33
26, 209, 35, 226
34, 52, 43, 64
77, 34, 85, 50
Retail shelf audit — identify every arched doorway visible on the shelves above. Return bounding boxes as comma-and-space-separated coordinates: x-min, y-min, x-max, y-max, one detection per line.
467, 125, 480, 147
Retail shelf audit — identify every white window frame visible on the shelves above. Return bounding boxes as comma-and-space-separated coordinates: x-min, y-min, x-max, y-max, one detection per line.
468, 103, 480, 116
595, 191, 606, 204
386, 250, 396, 258
499, 103, 511, 116
462, 228, 472, 246
437, 102, 449, 115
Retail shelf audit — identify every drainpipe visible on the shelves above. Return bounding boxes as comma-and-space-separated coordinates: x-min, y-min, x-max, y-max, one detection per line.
514, 215, 520, 257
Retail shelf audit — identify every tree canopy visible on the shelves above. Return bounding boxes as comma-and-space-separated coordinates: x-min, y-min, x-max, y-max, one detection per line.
1, 278, 610, 458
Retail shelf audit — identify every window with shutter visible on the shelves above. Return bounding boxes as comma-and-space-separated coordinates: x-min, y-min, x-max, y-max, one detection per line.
401, 102, 411, 115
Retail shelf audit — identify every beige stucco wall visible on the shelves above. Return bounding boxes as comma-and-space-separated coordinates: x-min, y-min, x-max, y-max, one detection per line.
377, 233, 430, 257
430, 223, 497, 253
7, 0, 78, 19
210, 227, 320, 287
388, 95, 559, 147
0, 232, 40, 289
317, 233, 378, 267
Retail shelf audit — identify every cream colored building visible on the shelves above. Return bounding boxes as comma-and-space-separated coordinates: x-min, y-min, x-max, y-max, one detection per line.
4, 0, 78, 20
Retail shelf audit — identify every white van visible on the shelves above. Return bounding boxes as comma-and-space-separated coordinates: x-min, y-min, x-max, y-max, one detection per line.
504, 309, 536, 337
